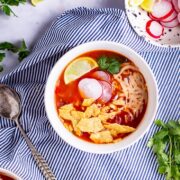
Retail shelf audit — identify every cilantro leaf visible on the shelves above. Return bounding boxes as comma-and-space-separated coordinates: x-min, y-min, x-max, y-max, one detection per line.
18, 40, 30, 61
0, 52, 5, 62
0, 65, 3, 72
107, 60, 120, 74
155, 119, 166, 128
98, 56, 109, 70
0, 42, 18, 52
148, 119, 180, 180
1, 5, 11, 16
0, 0, 27, 16
98, 56, 122, 74
0, 40, 30, 72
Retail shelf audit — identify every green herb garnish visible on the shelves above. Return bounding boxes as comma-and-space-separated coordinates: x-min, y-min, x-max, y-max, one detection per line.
0, 40, 30, 72
0, 42, 18, 53
0, 0, 27, 16
148, 119, 180, 180
18, 40, 30, 61
98, 56, 121, 74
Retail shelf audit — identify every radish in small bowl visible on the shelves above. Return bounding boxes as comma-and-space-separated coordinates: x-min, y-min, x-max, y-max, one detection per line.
125, 0, 180, 47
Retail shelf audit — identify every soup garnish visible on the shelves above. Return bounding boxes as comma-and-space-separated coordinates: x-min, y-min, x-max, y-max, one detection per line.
55, 50, 148, 144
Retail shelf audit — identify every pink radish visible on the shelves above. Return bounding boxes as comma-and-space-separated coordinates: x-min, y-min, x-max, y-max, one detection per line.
150, 0, 174, 20
91, 71, 111, 82
148, 13, 157, 20
98, 81, 112, 103
179, 0, 180, 9
178, 13, 180, 22
161, 11, 177, 22
161, 17, 179, 27
172, 0, 180, 12
78, 78, 102, 100
146, 20, 164, 39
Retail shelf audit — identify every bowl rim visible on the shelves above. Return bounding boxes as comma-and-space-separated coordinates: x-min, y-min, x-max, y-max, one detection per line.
124, 0, 180, 48
0, 168, 22, 180
45, 41, 158, 154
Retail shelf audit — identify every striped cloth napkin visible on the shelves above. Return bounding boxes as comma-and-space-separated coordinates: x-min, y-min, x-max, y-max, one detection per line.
0, 7, 179, 180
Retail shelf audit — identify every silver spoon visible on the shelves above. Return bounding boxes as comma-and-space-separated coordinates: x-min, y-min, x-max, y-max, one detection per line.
0, 84, 56, 180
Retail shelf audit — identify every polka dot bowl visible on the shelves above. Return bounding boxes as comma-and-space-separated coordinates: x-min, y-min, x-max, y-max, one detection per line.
125, 0, 180, 48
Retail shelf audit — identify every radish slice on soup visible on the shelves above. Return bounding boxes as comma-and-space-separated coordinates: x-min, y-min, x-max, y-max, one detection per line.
91, 71, 111, 82
98, 81, 112, 103
78, 78, 102, 99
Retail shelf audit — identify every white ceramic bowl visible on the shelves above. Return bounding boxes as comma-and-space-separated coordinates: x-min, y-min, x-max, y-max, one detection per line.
125, 0, 180, 47
45, 41, 158, 154
0, 168, 21, 180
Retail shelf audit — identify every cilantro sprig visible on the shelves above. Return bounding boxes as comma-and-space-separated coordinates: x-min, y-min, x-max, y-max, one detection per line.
0, 40, 30, 72
148, 120, 180, 180
98, 56, 122, 74
0, 0, 27, 16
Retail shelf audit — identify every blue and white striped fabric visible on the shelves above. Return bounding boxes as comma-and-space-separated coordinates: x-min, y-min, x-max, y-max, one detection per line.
0, 7, 179, 180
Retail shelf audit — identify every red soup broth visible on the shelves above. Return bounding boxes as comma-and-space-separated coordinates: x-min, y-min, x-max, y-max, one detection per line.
55, 50, 148, 143
0, 172, 16, 180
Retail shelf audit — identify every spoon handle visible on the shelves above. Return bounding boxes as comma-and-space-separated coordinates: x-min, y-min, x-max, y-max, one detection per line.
15, 120, 56, 180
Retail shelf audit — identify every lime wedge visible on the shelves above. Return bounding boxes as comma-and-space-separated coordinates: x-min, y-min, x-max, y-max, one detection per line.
129, 0, 145, 6
140, 0, 155, 12
31, 0, 43, 6
64, 57, 98, 84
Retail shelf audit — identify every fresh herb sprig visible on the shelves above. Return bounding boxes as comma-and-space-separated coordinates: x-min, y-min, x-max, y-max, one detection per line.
0, 0, 27, 16
0, 40, 30, 72
148, 119, 180, 180
98, 56, 121, 74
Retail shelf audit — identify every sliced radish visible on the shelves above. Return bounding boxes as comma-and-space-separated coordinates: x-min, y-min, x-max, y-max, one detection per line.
161, 17, 179, 27
178, 13, 180, 22
172, 0, 180, 12
146, 20, 164, 39
78, 78, 102, 100
91, 71, 111, 82
178, 0, 180, 9
161, 10, 177, 22
151, 0, 174, 20
148, 13, 157, 20
98, 81, 112, 103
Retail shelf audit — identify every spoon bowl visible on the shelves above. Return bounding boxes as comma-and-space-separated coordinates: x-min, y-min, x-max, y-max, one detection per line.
0, 84, 56, 180
0, 84, 21, 120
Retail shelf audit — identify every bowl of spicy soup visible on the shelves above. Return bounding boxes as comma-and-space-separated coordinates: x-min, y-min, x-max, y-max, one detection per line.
45, 41, 158, 154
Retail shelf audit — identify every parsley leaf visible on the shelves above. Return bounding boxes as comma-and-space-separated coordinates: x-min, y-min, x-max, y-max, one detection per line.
148, 119, 180, 180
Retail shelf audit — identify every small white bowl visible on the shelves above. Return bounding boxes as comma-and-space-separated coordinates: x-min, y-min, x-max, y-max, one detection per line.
125, 0, 180, 47
45, 41, 158, 154
0, 168, 22, 180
